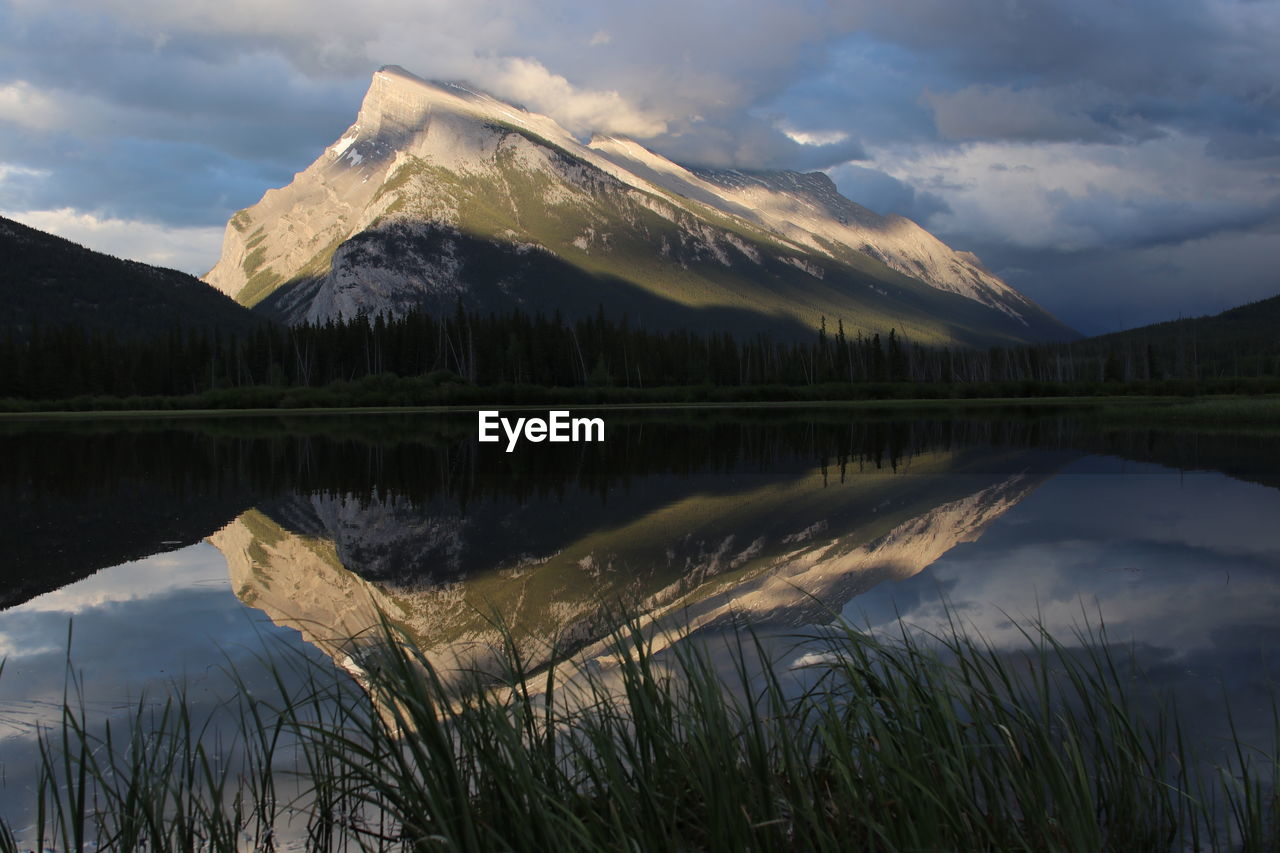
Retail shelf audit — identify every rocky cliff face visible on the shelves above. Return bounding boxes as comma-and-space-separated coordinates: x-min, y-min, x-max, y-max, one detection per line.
204, 66, 1074, 346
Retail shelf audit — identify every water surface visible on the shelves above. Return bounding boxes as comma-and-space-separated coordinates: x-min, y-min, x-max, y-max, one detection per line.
2, 408, 1278, 827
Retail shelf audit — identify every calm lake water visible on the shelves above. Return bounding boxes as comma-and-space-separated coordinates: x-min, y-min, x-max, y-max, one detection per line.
2, 406, 1278, 832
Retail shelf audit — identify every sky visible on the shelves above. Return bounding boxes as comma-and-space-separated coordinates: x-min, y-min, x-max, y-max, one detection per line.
1, 0, 1277, 335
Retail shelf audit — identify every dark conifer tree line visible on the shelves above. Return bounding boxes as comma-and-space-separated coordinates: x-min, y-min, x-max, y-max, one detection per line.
2, 303, 1278, 402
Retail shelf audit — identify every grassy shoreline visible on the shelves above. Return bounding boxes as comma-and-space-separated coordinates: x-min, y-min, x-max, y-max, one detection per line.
9, 616, 1278, 851
3, 375, 1280, 417
1, 390, 1278, 423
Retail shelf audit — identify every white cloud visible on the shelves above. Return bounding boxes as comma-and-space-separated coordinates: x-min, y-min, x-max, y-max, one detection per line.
10, 0, 848, 148
0, 162, 48, 181
852, 470, 1280, 655
0, 81, 69, 131
0, 208, 225, 274
488, 57, 668, 138
868, 133, 1280, 251
0, 638, 62, 660
12, 1, 674, 139
780, 125, 850, 147
0, 79, 223, 146
7, 544, 229, 617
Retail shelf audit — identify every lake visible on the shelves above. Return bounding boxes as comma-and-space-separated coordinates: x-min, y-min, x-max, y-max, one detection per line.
1, 406, 1278, 843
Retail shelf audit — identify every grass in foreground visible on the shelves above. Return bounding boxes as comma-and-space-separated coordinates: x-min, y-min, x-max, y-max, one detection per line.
7, 616, 1278, 852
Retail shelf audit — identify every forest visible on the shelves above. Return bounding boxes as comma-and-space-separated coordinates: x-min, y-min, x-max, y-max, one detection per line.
2, 301, 1278, 404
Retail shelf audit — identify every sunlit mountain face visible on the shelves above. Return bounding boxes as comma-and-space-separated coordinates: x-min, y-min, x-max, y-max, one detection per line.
204, 66, 1074, 347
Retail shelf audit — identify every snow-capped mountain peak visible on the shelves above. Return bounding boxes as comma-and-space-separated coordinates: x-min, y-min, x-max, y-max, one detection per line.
204, 65, 1074, 345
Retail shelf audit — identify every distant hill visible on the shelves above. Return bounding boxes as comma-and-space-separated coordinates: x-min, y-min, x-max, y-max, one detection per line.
1088, 293, 1280, 378
205, 65, 1075, 347
0, 215, 257, 339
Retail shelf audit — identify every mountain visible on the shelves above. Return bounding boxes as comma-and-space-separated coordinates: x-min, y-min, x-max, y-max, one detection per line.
1095, 292, 1280, 346
205, 65, 1074, 347
0, 215, 256, 338
1059, 292, 1280, 379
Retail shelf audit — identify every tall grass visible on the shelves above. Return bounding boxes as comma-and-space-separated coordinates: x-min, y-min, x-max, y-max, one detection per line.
12, 614, 1279, 851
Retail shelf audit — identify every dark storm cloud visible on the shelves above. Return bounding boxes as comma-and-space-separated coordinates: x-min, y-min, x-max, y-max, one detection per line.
922, 84, 1157, 145
827, 162, 951, 222
0, 14, 364, 182
844, 0, 1277, 114
650, 116, 867, 170
1051, 188, 1280, 252
967, 225, 1280, 334
0, 0, 866, 226
776, 1, 1279, 328
768, 34, 946, 148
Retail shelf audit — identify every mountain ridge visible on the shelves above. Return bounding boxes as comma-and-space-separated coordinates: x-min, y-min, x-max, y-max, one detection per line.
1081, 290, 1280, 379
1, 214, 257, 339
1091, 292, 1280, 343
204, 65, 1076, 346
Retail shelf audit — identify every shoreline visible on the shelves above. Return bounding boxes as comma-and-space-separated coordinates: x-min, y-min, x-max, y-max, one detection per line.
3, 388, 1280, 421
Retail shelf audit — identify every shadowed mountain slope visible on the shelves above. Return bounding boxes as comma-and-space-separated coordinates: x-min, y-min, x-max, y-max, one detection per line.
1, 215, 256, 339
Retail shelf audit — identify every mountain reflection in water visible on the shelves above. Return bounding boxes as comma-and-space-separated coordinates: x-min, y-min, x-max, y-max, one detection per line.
1, 411, 1069, 609
212, 446, 1056, 684
2, 407, 1278, 705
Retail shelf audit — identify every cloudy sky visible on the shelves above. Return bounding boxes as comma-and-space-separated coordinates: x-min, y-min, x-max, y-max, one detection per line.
1, 0, 1277, 334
